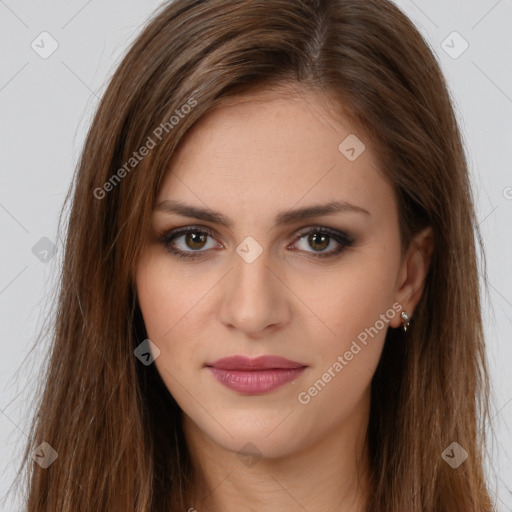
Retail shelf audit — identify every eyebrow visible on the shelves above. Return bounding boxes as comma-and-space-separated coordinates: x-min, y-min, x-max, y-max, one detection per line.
154, 199, 370, 229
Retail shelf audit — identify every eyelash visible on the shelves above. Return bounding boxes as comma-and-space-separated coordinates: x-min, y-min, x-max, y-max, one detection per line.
158, 225, 355, 261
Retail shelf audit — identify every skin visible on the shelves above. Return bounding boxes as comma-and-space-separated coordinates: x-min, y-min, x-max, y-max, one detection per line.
135, 83, 433, 512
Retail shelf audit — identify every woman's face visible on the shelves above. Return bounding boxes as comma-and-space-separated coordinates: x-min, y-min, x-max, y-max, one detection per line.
135, 86, 425, 460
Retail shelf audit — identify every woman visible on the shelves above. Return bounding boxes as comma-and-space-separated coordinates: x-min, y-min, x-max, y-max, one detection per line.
15, 0, 495, 510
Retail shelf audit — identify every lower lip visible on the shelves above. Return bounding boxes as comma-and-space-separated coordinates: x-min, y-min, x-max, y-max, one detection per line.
207, 367, 307, 394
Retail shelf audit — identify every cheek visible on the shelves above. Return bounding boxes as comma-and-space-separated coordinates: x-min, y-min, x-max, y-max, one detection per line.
135, 253, 194, 374
136, 260, 173, 339
300, 241, 400, 388
135, 251, 221, 394
293, 266, 396, 429
135, 251, 205, 338
311, 249, 399, 345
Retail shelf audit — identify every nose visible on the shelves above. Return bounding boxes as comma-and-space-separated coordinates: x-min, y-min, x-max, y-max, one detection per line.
217, 245, 292, 337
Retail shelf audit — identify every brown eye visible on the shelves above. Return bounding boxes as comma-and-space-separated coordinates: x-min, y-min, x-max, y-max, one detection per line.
184, 232, 208, 250
159, 227, 219, 260
292, 227, 355, 258
307, 232, 330, 252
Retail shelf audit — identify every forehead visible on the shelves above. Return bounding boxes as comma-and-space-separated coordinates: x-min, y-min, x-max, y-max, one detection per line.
156, 86, 393, 225
173, 85, 365, 162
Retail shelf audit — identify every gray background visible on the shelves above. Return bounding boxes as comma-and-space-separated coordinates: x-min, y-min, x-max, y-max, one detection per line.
0, 0, 511, 510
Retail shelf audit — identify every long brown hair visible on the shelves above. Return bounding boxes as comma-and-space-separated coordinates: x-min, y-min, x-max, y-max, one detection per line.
9, 0, 496, 510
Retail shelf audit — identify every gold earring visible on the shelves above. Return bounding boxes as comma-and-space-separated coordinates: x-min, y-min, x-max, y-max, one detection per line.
401, 311, 410, 333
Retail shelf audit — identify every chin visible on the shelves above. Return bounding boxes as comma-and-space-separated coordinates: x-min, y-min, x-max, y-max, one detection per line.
192, 412, 304, 459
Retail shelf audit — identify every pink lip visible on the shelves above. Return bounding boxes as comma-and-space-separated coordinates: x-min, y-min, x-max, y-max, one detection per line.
207, 355, 306, 370
206, 355, 308, 394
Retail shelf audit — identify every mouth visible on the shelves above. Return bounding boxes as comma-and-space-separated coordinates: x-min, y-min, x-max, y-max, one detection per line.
205, 355, 308, 394
205, 354, 307, 370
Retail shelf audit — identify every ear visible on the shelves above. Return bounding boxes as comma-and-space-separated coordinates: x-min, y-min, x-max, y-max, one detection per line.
389, 226, 434, 328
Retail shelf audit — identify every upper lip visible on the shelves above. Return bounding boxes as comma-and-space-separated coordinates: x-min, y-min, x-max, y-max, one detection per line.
206, 355, 307, 370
